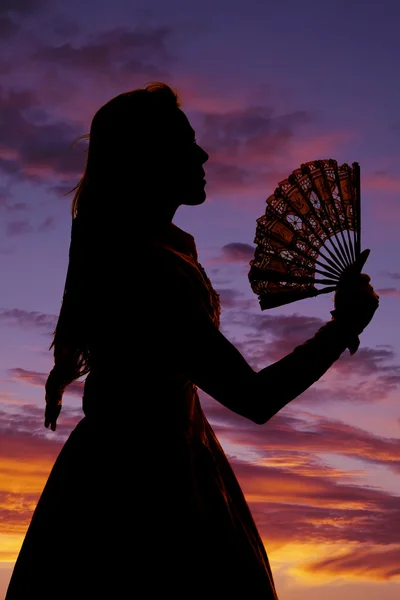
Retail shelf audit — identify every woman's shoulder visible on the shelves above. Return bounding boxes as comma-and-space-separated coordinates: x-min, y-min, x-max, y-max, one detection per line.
145, 243, 195, 276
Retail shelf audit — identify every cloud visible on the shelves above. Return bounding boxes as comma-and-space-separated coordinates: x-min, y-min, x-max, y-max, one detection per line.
5, 302, 396, 412
0, 15, 19, 38
221, 309, 400, 384
206, 412, 400, 581
8, 368, 48, 388
0, 309, 57, 332
0, 20, 352, 223
33, 26, 174, 75
327, 345, 399, 377
220, 242, 255, 263
380, 271, 400, 280
0, 0, 49, 16
301, 545, 400, 581
37, 215, 55, 232
201, 106, 311, 158
0, 412, 68, 547
216, 288, 254, 311
0, 22, 181, 196
363, 173, 400, 192
5, 219, 33, 236
193, 104, 355, 205
7, 368, 84, 398
1, 383, 400, 580
376, 287, 400, 299
4, 397, 400, 581
0, 187, 22, 213
0, 88, 85, 187
203, 401, 400, 475
197, 105, 314, 200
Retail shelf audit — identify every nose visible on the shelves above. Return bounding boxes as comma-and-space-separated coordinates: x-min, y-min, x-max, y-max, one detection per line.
198, 146, 209, 163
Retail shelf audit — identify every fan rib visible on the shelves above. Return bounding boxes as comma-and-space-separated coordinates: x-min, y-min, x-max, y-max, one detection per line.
275, 182, 347, 275
289, 170, 348, 273
352, 162, 361, 257
256, 214, 343, 279
249, 267, 339, 286
310, 160, 353, 267
284, 176, 347, 273
331, 162, 356, 264
250, 252, 340, 283
258, 284, 338, 310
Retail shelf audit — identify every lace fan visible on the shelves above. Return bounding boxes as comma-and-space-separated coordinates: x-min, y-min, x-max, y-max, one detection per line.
248, 158, 369, 310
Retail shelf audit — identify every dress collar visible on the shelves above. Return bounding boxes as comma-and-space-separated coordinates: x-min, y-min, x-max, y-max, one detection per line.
148, 222, 197, 260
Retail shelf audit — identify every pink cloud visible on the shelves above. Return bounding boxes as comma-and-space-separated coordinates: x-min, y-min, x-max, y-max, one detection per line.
197, 105, 356, 207
376, 287, 400, 299
202, 398, 400, 475
363, 173, 400, 192
7, 368, 84, 397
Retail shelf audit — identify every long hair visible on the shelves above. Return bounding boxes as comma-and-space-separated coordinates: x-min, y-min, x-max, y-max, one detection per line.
50, 82, 181, 381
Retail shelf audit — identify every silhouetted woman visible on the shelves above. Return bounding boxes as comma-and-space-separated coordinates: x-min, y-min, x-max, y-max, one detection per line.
6, 82, 379, 599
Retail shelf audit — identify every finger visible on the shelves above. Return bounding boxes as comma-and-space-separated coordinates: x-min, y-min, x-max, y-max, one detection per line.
359, 273, 371, 283
355, 248, 370, 272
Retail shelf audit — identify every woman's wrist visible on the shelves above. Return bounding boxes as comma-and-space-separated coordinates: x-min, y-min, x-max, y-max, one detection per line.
328, 313, 361, 355
330, 309, 363, 337
45, 367, 67, 403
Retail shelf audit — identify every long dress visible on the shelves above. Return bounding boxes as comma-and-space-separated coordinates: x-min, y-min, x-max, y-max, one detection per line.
6, 223, 279, 599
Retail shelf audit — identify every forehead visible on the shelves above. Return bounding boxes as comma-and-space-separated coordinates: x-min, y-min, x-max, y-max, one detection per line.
173, 109, 195, 139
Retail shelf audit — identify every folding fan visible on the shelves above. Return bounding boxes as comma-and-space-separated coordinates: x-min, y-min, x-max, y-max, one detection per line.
248, 158, 369, 310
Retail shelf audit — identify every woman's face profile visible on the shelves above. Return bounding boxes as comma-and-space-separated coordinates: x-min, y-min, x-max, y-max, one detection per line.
159, 109, 209, 207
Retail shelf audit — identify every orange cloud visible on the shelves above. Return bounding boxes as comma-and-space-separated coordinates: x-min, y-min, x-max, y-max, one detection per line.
0, 428, 62, 560
301, 544, 400, 581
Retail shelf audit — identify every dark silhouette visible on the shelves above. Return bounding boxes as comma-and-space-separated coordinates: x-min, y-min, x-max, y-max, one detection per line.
5, 82, 379, 599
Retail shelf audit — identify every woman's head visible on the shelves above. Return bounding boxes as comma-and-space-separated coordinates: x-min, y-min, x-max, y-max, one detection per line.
52, 83, 210, 380
72, 82, 208, 219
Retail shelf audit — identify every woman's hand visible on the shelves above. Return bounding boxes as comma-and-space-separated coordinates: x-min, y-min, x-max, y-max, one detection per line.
331, 270, 380, 354
44, 401, 62, 432
44, 367, 65, 431
332, 273, 379, 333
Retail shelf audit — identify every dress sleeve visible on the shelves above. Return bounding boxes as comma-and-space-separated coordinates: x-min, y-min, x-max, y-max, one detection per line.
156, 256, 350, 425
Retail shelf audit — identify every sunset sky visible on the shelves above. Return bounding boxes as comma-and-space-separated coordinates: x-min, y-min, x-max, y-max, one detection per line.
1, 0, 400, 598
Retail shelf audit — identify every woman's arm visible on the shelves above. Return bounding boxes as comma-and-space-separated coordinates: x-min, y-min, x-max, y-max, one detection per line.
179, 315, 349, 425
161, 265, 378, 425
44, 345, 83, 430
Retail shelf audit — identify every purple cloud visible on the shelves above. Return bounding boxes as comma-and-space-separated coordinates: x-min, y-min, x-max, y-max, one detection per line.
221, 242, 255, 263
379, 271, 400, 280
0, 88, 85, 188
7, 368, 84, 398
5, 219, 33, 236
37, 215, 55, 232
0, 15, 19, 38
29, 26, 174, 93
1, 0, 49, 15
0, 309, 57, 331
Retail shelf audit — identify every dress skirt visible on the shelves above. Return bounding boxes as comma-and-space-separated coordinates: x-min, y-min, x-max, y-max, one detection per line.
6, 402, 279, 599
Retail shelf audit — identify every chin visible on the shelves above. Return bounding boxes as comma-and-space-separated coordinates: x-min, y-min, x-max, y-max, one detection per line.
185, 186, 207, 206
